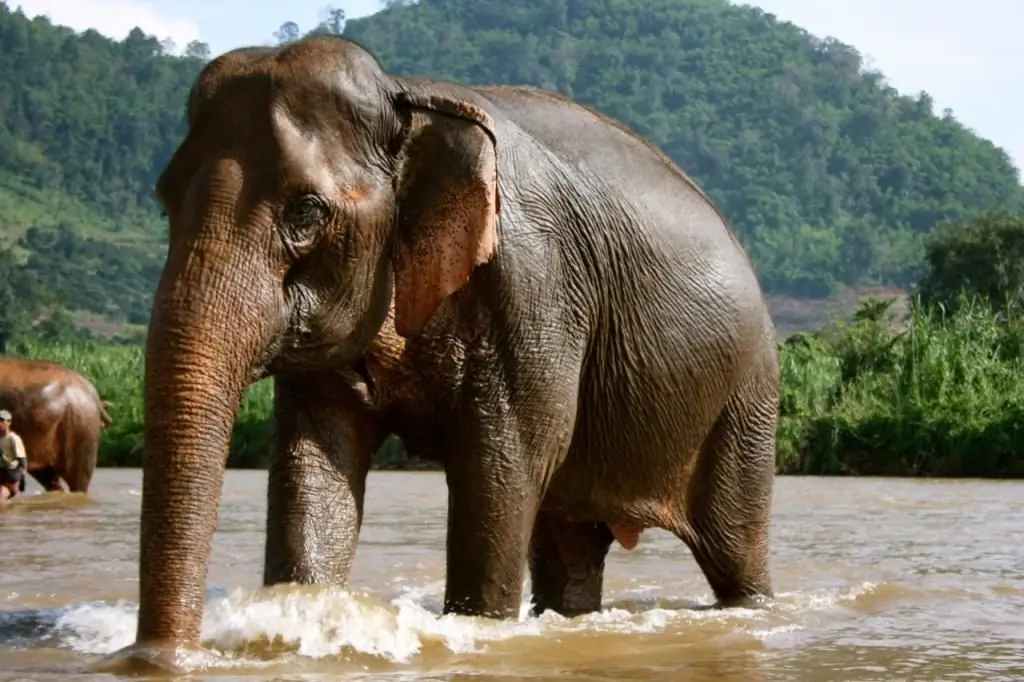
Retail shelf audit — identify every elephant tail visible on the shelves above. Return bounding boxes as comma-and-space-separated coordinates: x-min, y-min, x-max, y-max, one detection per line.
99, 399, 113, 429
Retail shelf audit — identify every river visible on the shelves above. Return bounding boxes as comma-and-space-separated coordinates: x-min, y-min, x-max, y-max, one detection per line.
0, 470, 1021, 680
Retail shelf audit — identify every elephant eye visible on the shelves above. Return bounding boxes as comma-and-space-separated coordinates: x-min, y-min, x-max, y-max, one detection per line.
283, 193, 331, 228
281, 193, 330, 251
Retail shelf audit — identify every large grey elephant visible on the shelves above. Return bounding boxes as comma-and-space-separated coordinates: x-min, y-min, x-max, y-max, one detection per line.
118, 34, 779, 666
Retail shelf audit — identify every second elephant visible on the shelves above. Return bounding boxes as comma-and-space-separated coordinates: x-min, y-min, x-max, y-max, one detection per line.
0, 355, 112, 493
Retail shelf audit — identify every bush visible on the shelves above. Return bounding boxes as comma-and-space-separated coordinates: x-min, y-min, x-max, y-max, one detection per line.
915, 208, 1024, 316
778, 296, 1024, 477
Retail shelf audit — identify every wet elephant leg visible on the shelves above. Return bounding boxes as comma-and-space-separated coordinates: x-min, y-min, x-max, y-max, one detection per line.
441, 378, 584, 618
529, 512, 614, 617
64, 435, 99, 493
679, 369, 777, 608
29, 467, 65, 492
264, 372, 379, 587
438, 326, 588, 619
443, 438, 542, 618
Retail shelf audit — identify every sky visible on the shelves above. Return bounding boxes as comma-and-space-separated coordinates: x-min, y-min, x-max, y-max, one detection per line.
8, 0, 1024, 174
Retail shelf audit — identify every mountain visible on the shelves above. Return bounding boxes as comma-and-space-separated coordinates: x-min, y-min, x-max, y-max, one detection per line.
0, 0, 1020, 338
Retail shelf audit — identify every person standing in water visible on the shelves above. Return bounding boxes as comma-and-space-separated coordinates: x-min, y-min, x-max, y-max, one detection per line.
0, 409, 28, 503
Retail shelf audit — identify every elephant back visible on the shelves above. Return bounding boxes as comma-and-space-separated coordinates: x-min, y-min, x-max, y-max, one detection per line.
0, 356, 108, 432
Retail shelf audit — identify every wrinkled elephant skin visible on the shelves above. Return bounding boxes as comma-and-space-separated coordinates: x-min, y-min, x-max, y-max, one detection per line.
124, 35, 780, 663
0, 356, 112, 493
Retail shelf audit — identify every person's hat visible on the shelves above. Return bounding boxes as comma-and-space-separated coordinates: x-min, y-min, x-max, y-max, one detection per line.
0, 410, 12, 421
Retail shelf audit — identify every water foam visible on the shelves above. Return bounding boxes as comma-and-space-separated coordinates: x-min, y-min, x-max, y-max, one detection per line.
46, 580, 880, 668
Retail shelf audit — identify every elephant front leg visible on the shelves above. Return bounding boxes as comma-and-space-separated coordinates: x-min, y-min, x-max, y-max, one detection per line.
529, 512, 613, 617
439, 335, 586, 619
264, 372, 379, 587
441, 392, 584, 617
443, 443, 540, 618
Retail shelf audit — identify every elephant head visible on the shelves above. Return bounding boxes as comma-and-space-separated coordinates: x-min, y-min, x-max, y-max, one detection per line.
135, 35, 500, 652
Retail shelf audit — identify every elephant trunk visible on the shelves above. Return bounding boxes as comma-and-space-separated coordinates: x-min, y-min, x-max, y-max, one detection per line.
135, 241, 275, 647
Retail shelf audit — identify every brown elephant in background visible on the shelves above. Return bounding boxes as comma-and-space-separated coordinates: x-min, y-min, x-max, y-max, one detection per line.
117, 34, 780, 670
0, 356, 112, 493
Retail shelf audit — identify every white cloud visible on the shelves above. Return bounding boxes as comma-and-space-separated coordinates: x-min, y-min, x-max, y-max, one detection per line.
11, 0, 201, 52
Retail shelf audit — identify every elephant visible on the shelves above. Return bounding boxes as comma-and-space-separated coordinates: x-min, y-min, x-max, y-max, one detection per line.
120, 35, 780, 665
0, 355, 112, 493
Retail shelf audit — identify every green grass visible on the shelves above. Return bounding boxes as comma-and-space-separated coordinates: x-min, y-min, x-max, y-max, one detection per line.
9, 297, 1024, 477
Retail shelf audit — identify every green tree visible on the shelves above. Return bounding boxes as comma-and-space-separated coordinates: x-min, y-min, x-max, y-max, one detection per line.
274, 21, 301, 45
317, 6, 347, 35
915, 209, 1024, 316
0, 247, 34, 351
184, 40, 211, 61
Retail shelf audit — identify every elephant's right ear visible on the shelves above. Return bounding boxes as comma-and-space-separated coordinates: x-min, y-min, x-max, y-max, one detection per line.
391, 92, 500, 338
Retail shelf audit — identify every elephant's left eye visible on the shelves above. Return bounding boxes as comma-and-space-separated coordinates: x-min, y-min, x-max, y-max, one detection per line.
280, 193, 331, 254
283, 193, 331, 230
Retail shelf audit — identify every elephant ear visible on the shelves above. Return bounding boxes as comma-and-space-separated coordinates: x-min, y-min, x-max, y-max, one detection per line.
391, 91, 501, 338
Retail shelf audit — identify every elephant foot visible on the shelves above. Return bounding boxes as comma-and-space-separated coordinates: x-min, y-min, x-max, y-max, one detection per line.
92, 641, 218, 676
710, 594, 774, 610
529, 514, 614, 618
30, 467, 67, 493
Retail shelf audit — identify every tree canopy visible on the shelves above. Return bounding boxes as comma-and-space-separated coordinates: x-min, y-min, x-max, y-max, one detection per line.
916, 209, 1024, 317
0, 0, 1020, 337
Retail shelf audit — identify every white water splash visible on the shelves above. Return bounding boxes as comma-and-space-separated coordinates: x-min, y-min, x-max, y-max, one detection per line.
54, 599, 139, 655
50, 581, 880, 667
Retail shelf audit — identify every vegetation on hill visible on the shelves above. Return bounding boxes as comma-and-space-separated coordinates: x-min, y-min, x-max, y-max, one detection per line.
0, 0, 1022, 339
0, 4, 205, 333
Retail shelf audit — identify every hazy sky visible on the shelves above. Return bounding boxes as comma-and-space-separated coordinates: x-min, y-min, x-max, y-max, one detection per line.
9, 0, 1023, 174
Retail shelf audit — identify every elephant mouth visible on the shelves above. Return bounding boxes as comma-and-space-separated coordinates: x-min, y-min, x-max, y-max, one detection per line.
265, 334, 364, 377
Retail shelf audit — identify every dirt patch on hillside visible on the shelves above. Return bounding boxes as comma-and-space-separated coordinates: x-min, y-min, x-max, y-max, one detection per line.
66, 286, 912, 342
769, 286, 911, 339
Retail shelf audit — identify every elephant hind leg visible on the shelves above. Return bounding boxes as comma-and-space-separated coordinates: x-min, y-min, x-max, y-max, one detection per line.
676, 370, 778, 608
529, 511, 614, 618
30, 466, 66, 492
63, 433, 98, 492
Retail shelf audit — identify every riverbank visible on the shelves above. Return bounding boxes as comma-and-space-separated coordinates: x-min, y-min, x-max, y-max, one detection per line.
9, 297, 1024, 477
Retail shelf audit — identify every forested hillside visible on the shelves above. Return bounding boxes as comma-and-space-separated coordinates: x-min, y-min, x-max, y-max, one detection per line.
0, 0, 1021, 339
0, 3, 206, 335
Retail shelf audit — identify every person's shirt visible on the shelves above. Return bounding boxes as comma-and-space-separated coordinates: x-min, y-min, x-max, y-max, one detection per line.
0, 432, 27, 470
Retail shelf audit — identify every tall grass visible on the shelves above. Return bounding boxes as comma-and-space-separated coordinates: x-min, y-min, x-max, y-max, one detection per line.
9, 297, 1024, 477
778, 297, 1024, 477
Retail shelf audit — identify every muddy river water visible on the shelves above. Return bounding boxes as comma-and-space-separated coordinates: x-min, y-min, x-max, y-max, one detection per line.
0, 469, 1022, 681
